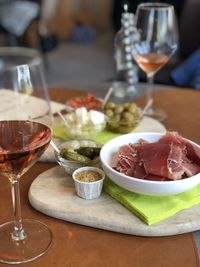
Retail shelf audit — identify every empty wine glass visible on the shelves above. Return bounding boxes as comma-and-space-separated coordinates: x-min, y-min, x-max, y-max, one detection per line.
0, 47, 52, 264
132, 3, 178, 121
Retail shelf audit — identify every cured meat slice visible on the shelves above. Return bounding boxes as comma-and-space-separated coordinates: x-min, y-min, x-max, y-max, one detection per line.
114, 132, 200, 181
115, 143, 146, 179
183, 142, 200, 165
167, 143, 186, 179
139, 143, 170, 178
139, 143, 185, 180
158, 132, 200, 164
158, 132, 185, 149
158, 132, 200, 175
181, 162, 200, 177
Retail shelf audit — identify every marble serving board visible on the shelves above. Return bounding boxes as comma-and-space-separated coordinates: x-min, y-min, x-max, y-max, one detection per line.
29, 166, 200, 237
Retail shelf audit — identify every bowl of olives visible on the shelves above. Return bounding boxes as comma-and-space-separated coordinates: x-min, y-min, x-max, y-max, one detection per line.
55, 139, 102, 175
104, 101, 141, 134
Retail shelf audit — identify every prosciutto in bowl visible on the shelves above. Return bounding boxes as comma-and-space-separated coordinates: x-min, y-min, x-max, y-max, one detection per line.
100, 132, 200, 196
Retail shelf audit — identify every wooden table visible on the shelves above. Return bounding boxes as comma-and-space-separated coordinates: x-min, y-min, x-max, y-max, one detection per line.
0, 87, 200, 267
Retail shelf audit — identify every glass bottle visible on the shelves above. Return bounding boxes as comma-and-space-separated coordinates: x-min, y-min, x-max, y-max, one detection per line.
113, 8, 139, 99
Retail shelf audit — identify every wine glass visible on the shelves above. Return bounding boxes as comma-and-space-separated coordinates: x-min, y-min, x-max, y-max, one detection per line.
132, 3, 178, 121
0, 47, 52, 264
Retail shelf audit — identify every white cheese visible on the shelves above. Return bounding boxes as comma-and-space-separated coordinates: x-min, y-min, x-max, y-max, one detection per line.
88, 110, 105, 125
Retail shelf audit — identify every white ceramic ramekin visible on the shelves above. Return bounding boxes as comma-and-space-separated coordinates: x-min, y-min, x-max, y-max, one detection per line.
72, 166, 105, 200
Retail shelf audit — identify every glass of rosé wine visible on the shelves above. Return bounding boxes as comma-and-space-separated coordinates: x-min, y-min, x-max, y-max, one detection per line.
0, 47, 52, 264
132, 3, 178, 121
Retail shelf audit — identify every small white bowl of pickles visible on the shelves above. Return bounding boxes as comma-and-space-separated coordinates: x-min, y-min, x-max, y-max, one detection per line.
54, 139, 102, 175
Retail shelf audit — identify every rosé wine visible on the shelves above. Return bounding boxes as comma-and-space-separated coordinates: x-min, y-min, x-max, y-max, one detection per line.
0, 121, 51, 180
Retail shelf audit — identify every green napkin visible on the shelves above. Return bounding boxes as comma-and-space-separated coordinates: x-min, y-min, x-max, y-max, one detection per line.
53, 124, 121, 144
103, 177, 200, 225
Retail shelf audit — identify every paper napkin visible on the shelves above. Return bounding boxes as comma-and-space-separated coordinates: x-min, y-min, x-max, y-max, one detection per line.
103, 177, 200, 225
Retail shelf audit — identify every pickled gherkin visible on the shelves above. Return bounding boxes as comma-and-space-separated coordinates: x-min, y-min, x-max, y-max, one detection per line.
75, 147, 101, 159
60, 149, 90, 162
59, 140, 102, 163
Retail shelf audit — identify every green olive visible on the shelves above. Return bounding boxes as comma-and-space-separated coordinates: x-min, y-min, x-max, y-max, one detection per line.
122, 112, 134, 122
105, 101, 116, 109
107, 122, 118, 129
123, 103, 130, 109
128, 103, 137, 113
114, 105, 124, 114
107, 115, 120, 129
115, 126, 134, 133
112, 114, 121, 122
104, 109, 114, 118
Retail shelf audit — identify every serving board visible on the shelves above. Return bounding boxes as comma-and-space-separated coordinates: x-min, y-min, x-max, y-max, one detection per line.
29, 166, 200, 237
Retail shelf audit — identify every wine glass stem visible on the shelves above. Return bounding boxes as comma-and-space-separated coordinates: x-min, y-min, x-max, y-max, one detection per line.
10, 179, 27, 241
146, 74, 155, 112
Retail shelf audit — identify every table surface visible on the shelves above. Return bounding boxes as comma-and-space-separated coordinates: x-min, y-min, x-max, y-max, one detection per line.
0, 87, 200, 267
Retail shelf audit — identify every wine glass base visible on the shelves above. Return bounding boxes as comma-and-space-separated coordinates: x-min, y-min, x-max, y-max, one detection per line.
144, 107, 167, 122
0, 219, 52, 264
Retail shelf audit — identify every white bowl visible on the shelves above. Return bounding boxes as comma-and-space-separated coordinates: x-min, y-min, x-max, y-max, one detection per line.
100, 132, 200, 196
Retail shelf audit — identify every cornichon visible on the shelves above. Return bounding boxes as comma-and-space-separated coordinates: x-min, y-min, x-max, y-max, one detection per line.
75, 147, 101, 159
60, 149, 90, 162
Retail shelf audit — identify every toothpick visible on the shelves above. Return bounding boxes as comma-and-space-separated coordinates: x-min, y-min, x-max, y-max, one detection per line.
141, 99, 153, 117
57, 110, 66, 122
50, 140, 59, 153
57, 110, 70, 127
102, 87, 113, 109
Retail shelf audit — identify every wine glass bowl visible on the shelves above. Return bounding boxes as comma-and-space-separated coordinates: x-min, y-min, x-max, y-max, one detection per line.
0, 121, 51, 181
0, 47, 52, 264
135, 53, 170, 78
0, 47, 51, 126
0, 47, 40, 94
132, 3, 178, 121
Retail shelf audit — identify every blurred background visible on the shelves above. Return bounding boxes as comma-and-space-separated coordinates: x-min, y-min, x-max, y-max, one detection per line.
0, 0, 200, 91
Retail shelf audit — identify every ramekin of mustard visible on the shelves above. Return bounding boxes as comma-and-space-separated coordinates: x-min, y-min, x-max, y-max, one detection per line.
72, 167, 105, 200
